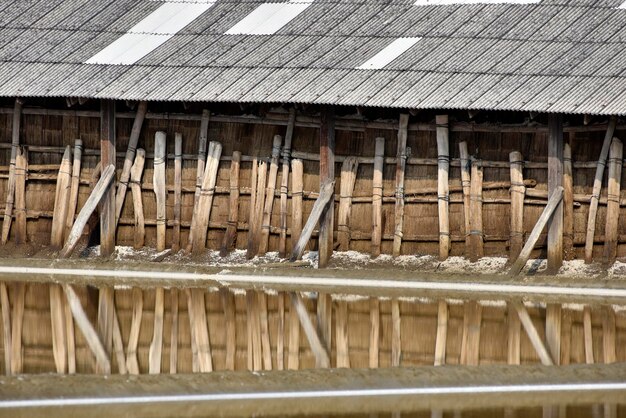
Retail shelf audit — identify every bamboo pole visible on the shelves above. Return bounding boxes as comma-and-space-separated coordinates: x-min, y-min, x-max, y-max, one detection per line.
460, 300, 481, 366
509, 151, 525, 260
279, 109, 296, 258
371, 137, 385, 258
153, 132, 167, 252
547, 114, 564, 272
172, 133, 183, 251
369, 298, 379, 368
51, 146, 72, 249
319, 108, 335, 267
114, 101, 147, 227
434, 300, 448, 366
191, 141, 222, 254
149, 288, 164, 374
337, 157, 359, 251
126, 288, 142, 375
247, 160, 267, 258
64, 139, 83, 242
220, 289, 236, 371
260, 135, 283, 255
220, 151, 241, 256
563, 143, 574, 260
130, 150, 146, 249
289, 292, 330, 368
459, 141, 471, 256
393, 114, 409, 257
436, 115, 450, 260
50, 284, 67, 374
469, 158, 484, 261
603, 138, 622, 263
291, 159, 304, 247
585, 117, 617, 263
1, 283, 11, 375
14, 147, 26, 244
1, 99, 23, 244
336, 300, 350, 368
187, 109, 210, 249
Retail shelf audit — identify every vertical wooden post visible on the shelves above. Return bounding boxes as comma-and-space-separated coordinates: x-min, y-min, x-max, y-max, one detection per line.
100, 99, 116, 256
393, 114, 409, 257
469, 158, 484, 261
369, 298, 379, 368
172, 133, 182, 251
319, 107, 335, 267
436, 115, 450, 260
51, 146, 72, 249
371, 137, 385, 258
191, 141, 222, 254
247, 160, 266, 258
153, 132, 167, 252
188, 110, 210, 249
459, 141, 471, 256
246, 159, 258, 258
603, 138, 622, 263
509, 151, 525, 260
130, 150, 145, 249
337, 157, 359, 251
1, 99, 23, 244
14, 147, 27, 244
220, 151, 241, 256
290, 159, 304, 249
563, 143, 574, 260
65, 139, 83, 242
260, 135, 283, 254
279, 109, 296, 258
547, 114, 564, 272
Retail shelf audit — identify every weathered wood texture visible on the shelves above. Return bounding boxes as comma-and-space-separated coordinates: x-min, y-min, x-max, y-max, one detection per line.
319, 108, 335, 267
547, 114, 564, 272
99, 99, 116, 257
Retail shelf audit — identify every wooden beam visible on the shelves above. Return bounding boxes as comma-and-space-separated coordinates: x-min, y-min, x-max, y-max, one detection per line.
393, 114, 409, 257
545, 304, 561, 366
459, 142, 471, 256
191, 141, 222, 254
563, 142, 574, 260
14, 146, 27, 245
436, 115, 450, 261
434, 300, 448, 366
279, 109, 296, 258
112, 308, 127, 374
509, 151, 525, 260
317, 293, 332, 355
189, 289, 213, 372
289, 292, 330, 368
277, 292, 285, 371
1, 99, 23, 244
65, 140, 83, 242
318, 107, 335, 268
508, 305, 521, 366
371, 137, 385, 258
510, 300, 553, 366
290, 159, 304, 247
100, 99, 116, 257
259, 135, 283, 255
337, 157, 358, 251
172, 133, 182, 251
547, 114, 564, 272
469, 158, 483, 261
603, 138, 622, 263
258, 292, 272, 371
187, 110, 210, 249
130, 150, 145, 249
153, 132, 167, 252
51, 146, 72, 249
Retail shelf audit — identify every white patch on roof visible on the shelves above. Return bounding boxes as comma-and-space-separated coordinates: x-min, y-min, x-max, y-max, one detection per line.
86, 2, 215, 65
619, 1, 626, 8
225, 0, 314, 35
356, 37, 421, 70
414, 0, 540, 5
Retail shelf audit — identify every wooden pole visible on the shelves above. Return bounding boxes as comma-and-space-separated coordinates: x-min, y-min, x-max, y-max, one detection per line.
460, 300, 481, 366
509, 151, 525, 260
1, 99, 22, 244
100, 99, 116, 257
65, 139, 83, 242
319, 107, 336, 267
434, 300, 448, 366
585, 116, 617, 263
220, 151, 241, 256
337, 157, 358, 251
186, 289, 199, 373
247, 160, 266, 258
126, 288, 142, 375
112, 309, 126, 374
149, 288, 164, 374
287, 294, 300, 370
277, 292, 285, 370
545, 304, 561, 366
290, 159, 304, 247
114, 101, 147, 227
172, 133, 182, 251
371, 137, 385, 258
393, 114, 409, 257
317, 293, 332, 358
258, 292, 272, 370
336, 300, 350, 368
96, 286, 115, 374
0, 283, 11, 374
51, 146, 72, 249
469, 158, 484, 261
260, 135, 283, 254
459, 141, 471, 256
547, 114, 564, 272
14, 147, 26, 244
191, 141, 222, 254
603, 306, 617, 418
436, 115, 450, 260
509, 186, 564, 276
279, 108, 296, 258
153, 132, 167, 252
603, 138, 622, 263
246, 291, 262, 371
246, 158, 258, 258
187, 109, 210, 249
563, 142, 574, 260
130, 150, 145, 249
189, 289, 213, 372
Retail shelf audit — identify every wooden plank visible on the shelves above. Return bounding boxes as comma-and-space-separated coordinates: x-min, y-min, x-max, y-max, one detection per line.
247, 160, 266, 258
277, 292, 285, 371
64, 140, 83, 242
190, 289, 213, 372
51, 146, 72, 249
169, 288, 178, 374
434, 300, 448, 366
510, 300, 554, 366
290, 159, 304, 248
191, 141, 222, 254
246, 158, 258, 259
258, 292, 273, 371
187, 109, 210, 249
289, 292, 330, 368
149, 288, 164, 374
65, 294, 76, 374
336, 300, 350, 368
100, 99, 116, 257
391, 299, 401, 367
603, 138, 623, 263
469, 158, 484, 261
369, 297, 379, 368
1, 99, 22, 244
459, 141, 471, 256
220, 289, 236, 371
460, 301, 481, 366
112, 308, 127, 374
279, 108, 296, 258
547, 114, 564, 272
563, 143, 574, 260
337, 157, 358, 251
371, 137, 385, 258
96, 287, 114, 374
546, 304, 562, 366
585, 117, 617, 263
319, 107, 336, 267
50, 284, 67, 374
114, 101, 146, 227
172, 133, 182, 251
246, 290, 262, 371
10, 283, 24, 374
63, 284, 110, 374
287, 293, 300, 370
0, 283, 9, 374
508, 186, 564, 276
436, 115, 450, 260
220, 151, 241, 256
509, 151, 525, 260
126, 288, 142, 375
393, 114, 409, 257
259, 135, 283, 254
153, 132, 167, 252
290, 180, 335, 262
14, 147, 26, 244
130, 150, 145, 249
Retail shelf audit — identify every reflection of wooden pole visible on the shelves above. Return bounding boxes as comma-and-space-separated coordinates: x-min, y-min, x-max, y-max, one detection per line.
509, 151, 525, 260
319, 108, 335, 267
126, 288, 142, 375
1, 99, 22, 244
169, 289, 178, 374
436, 115, 450, 260
603, 138, 622, 263
1, 283, 11, 374
149, 288, 164, 374
50, 284, 67, 374
547, 114, 564, 272
14, 147, 27, 244
391, 299, 401, 367
371, 137, 385, 258
369, 298, 379, 368
434, 300, 448, 366
289, 292, 330, 368
510, 300, 553, 366
393, 114, 409, 257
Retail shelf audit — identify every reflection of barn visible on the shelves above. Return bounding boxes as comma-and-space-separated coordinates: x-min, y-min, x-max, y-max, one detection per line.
1, 1, 626, 416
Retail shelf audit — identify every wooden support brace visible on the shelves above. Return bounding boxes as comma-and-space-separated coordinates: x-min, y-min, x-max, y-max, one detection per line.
246, 290, 262, 371
96, 287, 114, 374
187, 109, 210, 249
65, 292, 76, 374
100, 99, 116, 257
64, 139, 83, 242
247, 160, 266, 259
190, 289, 213, 372
50, 284, 67, 374
1, 99, 23, 244
290, 159, 304, 247
317, 293, 332, 356
153, 132, 167, 252
258, 292, 272, 371
277, 292, 285, 371
545, 304, 562, 366
288, 292, 300, 370
460, 300, 481, 366
289, 292, 329, 368
112, 308, 127, 374
51, 146, 72, 249
469, 158, 484, 261
547, 114, 564, 272
130, 150, 145, 249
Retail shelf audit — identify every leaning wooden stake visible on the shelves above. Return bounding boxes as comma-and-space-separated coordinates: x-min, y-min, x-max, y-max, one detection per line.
1, 99, 23, 244
563, 143, 574, 260
584, 117, 617, 263
393, 114, 409, 257
64, 139, 83, 242
172, 133, 183, 251
469, 158, 484, 261
191, 141, 222, 254
436, 115, 450, 260
149, 288, 165, 374
509, 186, 564, 276
337, 157, 359, 251
459, 142, 471, 255
289, 292, 330, 368
130, 150, 146, 249
115, 101, 147, 227
259, 135, 283, 255
220, 151, 241, 256
291, 159, 304, 247
14, 147, 26, 244
371, 137, 385, 258
51, 146, 72, 249
290, 180, 335, 261
187, 109, 210, 249
60, 165, 116, 258
603, 138, 623, 263
509, 151, 525, 260
153, 132, 167, 252
279, 109, 296, 258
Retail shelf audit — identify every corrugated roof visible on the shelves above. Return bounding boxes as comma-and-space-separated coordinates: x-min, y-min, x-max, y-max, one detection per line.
0, 0, 625, 114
